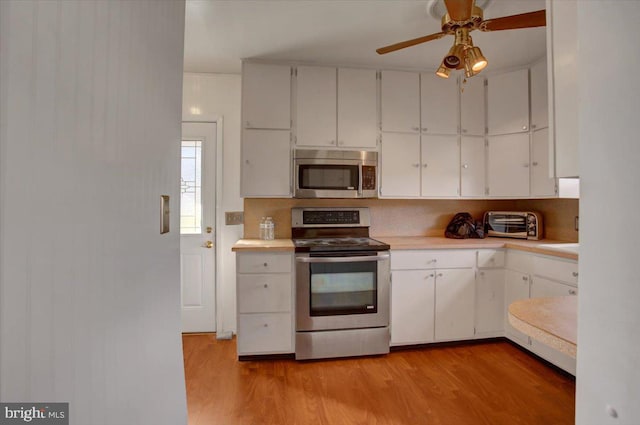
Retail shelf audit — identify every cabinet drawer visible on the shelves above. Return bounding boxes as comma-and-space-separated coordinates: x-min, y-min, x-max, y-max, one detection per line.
237, 313, 293, 354
505, 250, 535, 274
534, 256, 578, 285
237, 274, 291, 313
477, 249, 505, 268
237, 252, 292, 274
391, 250, 476, 270
531, 276, 578, 297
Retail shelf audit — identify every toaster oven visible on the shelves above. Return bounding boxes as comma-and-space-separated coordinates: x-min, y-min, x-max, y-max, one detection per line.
483, 211, 543, 240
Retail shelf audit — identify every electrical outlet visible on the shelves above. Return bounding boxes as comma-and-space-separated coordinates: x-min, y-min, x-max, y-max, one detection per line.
225, 211, 244, 226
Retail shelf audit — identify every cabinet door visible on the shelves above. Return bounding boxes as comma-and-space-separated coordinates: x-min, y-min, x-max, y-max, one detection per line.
475, 269, 505, 334
380, 133, 421, 197
390, 270, 435, 345
242, 63, 291, 130
487, 69, 529, 135
505, 270, 530, 345
380, 70, 420, 133
530, 58, 549, 130
296, 66, 337, 147
420, 73, 459, 135
460, 76, 486, 136
460, 136, 486, 197
487, 133, 530, 197
421, 135, 460, 197
241, 129, 291, 197
531, 276, 578, 298
434, 268, 475, 341
531, 128, 557, 197
547, 0, 578, 177
237, 313, 293, 355
337, 68, 378, 148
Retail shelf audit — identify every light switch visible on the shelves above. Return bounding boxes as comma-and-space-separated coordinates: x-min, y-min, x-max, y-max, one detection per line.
225, 211, 244, 225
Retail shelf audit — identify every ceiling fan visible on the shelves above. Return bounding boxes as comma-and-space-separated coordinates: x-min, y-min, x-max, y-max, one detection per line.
376, 0, 546, 79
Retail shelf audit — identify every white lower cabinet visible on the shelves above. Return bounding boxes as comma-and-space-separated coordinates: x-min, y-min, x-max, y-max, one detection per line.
434, 268, 475, 341
390, 270, 435, 345
390, 249, 476, 345
504, 269, 532, 345
475, 268, 506, 335
236, 252, 294, 356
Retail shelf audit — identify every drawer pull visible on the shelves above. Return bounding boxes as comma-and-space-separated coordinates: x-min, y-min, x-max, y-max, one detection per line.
522, 276, 528, 281
263, 323, 268, 328
437, 273, 443, 277
572, 271, 579, 277
263, 262, 268, 267
263, 284, 268, 288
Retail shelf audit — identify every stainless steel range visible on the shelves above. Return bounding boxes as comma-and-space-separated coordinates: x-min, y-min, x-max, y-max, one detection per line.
292, 207, 390, 360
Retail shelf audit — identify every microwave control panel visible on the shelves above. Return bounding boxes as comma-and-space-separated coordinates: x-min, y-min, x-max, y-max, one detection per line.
362, 166, 376, 190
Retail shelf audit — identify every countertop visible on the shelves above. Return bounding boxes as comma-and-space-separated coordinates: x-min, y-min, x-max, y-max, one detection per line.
232, 236, 578, 260
508, 296, 577, 358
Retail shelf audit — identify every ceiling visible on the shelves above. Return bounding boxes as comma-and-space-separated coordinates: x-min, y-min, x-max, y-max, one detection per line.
184, 0, 547, 75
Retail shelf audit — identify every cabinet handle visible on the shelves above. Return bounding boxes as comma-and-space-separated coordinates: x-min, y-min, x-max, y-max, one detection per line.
263, 323, 268, 328
568, 289, 577, 295
245, 121, 251, 127
572, 271, 579, 277
411, 126, 420, 132
413, 163, 420, 168
428, 259, 437, 264
263, 262, 268, 267
532, 124, 537, 129
479, 271, 485, 276
330, 140, 336, 145
522, 125, 528, 131
263, 284, 268, 288
437, 273, 443, 277
522, 276, 528, 281
421, 127, 428, 132
462, 164, 469, 169
423, 164, 428, 168
532, 161, 539, 166
245, 159, 250, 165
338, 140, 344, 146
524, 163, 530, 168
462, 129, 468, 133
427, 273, 434, 278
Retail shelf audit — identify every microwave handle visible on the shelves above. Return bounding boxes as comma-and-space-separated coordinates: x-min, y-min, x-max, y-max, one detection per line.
358, 164, 363, 197
296, 253, 390, 263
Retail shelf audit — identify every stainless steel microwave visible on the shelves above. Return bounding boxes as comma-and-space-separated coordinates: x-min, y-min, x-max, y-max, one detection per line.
483, 211, 543, 240
293, 149, 378, 198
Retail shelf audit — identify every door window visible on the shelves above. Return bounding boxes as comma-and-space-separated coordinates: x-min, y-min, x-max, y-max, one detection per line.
180, 140, 202, 234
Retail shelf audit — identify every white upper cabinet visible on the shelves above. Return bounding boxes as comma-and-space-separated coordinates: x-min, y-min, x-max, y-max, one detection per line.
420, 73, 459, 135
547, 0, 578, 177
460, 136, 486, 197
460, 76, 486, 136
421, 135, 460, 197
530, 58, 549, 130
241, 129, 291, 197
380, 132, 421, 197
381, 70, 420, 133
531, 128, 557, 197
242, 62, 291, 130
487, 133, 530, 197
296, 66, 337, 147
296, 66, 377, 148
487, 69, 529, 135
337, 68, 378, 148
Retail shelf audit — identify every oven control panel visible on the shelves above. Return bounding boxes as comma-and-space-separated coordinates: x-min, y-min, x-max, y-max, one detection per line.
303, 210, 360, 225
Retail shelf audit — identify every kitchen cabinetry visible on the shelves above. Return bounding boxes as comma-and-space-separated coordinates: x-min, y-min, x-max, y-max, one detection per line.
241, 129, 291, 197
380, 133, 421, 197
546, 0, 578, 177
390, 250, 476, 345
504, 269, 532, 345
296, 66, 377, 148
460, 136, 486, 197
420, 73, 459, 135
242, 62, 291, 130
380, 70, 420, 133
236, 252, 294, 356
531, 128, 557, 197
460, 76, 486, 136
530, 58, 549, 130
487, 69, 529, 136
487, 133, 530, 197
475, 250, 506, 336
421, 135, 460, 197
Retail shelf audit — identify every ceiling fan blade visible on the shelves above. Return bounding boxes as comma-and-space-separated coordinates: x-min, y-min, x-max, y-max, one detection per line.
480, 10, 546, 32
444, 0, 474, 21
376, 32, 447, 55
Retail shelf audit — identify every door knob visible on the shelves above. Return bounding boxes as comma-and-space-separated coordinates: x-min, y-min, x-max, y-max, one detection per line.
205, 241, 213, 248
206, 226, 213, 234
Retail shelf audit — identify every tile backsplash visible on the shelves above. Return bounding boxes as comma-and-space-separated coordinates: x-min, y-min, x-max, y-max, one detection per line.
243, 198, 579, 242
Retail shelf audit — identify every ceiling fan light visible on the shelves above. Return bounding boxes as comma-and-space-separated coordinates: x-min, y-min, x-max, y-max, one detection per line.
444, 43, 465, 69
436, 63, 450, 79
467, 46, 488, 72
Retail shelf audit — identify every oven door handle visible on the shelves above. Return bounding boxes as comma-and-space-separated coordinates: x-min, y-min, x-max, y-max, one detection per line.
296, 253, 390, 263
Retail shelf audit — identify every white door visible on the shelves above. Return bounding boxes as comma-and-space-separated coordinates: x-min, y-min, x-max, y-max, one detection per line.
487, 68, 530, 135
380, 70, 420, 133
180, 122, 216, 332
531, 128, 557, 197
460, 75, 486, 136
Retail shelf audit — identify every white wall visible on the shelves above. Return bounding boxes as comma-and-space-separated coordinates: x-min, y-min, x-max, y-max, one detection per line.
0, 1, 187, 424
576, 2, 640, 424
182, 73, 242, 335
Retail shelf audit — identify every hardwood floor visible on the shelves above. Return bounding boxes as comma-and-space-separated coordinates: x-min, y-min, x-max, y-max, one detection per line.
183, 335, 575, 425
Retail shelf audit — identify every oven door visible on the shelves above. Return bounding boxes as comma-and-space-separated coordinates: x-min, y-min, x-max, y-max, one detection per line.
295, 251, 390, 331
